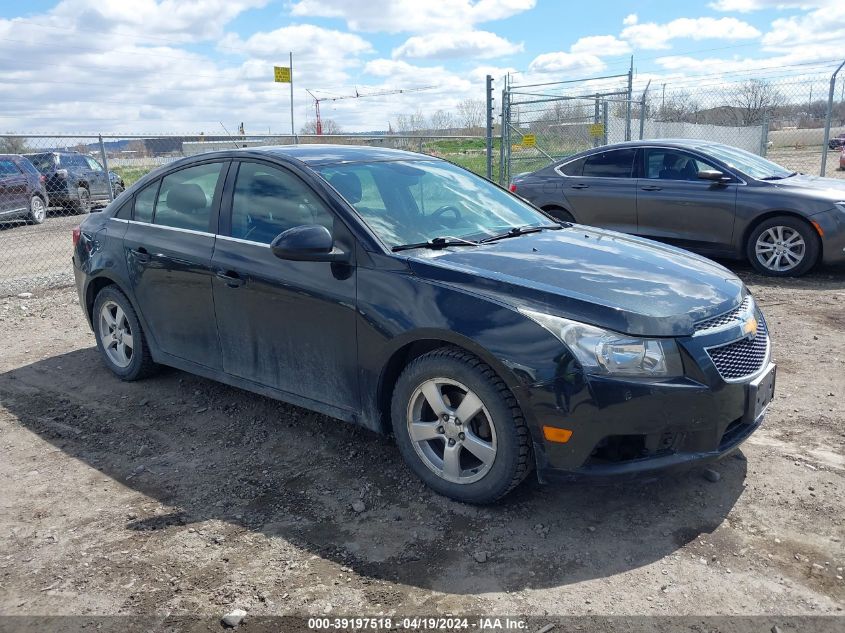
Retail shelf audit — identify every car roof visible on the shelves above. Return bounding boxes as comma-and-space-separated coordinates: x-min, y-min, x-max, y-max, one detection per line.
177, 144, 432, 168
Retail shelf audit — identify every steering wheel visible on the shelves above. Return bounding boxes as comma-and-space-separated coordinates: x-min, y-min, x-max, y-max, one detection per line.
430, 204, 463, 226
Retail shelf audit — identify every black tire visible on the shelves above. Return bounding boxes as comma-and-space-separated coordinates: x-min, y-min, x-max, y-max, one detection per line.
74, 186, 91, 215
27, 195, 46, 224
92, 286, 158, 381
391, 347, 532, 504
543, 206, 575, 223
746, 216, 820, 277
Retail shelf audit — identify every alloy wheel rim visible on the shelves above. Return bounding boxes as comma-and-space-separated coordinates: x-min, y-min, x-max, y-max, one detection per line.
755, 226, 805, 272
31, 197, 45, 221
98, 300, 134, 368
406, 378, 497, 485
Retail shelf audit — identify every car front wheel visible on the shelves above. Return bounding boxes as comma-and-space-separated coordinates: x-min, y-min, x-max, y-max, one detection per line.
93, 286, 158, 381
747, 216, 819, 277
74, 187, 91, 215
391, 347, 532, 503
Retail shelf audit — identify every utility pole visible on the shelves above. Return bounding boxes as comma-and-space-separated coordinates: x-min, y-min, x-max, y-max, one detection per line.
485, 75, 494, 181
289, 52, 295, 136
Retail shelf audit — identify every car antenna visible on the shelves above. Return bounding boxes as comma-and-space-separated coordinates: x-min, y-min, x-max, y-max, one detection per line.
218, 122, 242, 149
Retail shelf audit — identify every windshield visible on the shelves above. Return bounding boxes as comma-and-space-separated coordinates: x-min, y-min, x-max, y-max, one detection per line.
316, 159, 551, 248
700, 145, 793, 180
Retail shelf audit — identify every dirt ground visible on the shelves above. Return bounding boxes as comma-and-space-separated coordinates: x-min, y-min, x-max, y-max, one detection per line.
0, 264, 843, 623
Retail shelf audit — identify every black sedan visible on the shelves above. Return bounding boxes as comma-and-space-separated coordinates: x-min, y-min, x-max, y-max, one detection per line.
72, 146, 774, 503
511, 140, 845, 276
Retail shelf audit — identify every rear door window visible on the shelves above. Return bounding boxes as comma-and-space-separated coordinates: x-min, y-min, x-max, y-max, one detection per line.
153, 162, 224, 232
59, 154, 89, 169
582, 149, 636, 178
0, 159, 20, 176
133, 181, 158, 223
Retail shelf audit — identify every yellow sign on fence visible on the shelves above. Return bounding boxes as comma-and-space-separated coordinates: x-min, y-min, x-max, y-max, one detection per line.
274, 66, 291, 83
522, 134, 536, 147
589, 123, 605, 138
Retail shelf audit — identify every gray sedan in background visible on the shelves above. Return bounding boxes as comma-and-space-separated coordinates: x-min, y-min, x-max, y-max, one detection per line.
510, 140, 845, 276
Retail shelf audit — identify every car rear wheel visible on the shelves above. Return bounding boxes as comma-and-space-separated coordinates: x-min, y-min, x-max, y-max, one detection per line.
543, 206, 574, 223
391, 347, 531, 503
747, 216, 819, 277
74, 187, 91, 215
93, 286, 158, 381
27, 195, 46, 224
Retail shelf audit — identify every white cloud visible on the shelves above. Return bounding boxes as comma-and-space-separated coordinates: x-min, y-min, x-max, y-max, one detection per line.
289, 0, 536, 33
392, 30, 522, 59
528, 51, 605, 75
621, 17, 761, 50
623, 13, 638, 26
570, 35, 631, 57
762, 4, 845, 49
708, 0, 829, 12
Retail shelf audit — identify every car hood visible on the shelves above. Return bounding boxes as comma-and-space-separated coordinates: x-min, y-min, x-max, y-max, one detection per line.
768, 174, 845, 201
406, 227, 745, 337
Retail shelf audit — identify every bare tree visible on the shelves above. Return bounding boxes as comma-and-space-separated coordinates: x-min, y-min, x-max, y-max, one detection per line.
0, 136, 29, 153
734, 79, 784, 126
428, 109, 455, 132
656, 90, 700, 123
392, 110, 427, 133
299, 118, 343, 135
457, 99, 485, 131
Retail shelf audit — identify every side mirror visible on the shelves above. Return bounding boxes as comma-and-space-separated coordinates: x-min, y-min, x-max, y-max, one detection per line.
270, 224, 350, 263
698, 169, 731, 183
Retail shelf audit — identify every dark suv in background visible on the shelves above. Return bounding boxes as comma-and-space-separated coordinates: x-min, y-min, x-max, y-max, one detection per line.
25, 151, 123, 214
0, 154, 49, 225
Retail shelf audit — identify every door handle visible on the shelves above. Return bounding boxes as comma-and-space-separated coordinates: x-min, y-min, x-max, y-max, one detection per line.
216, 269, 245, 288
640, 185, 663, 191
570, 183, 590, 190
131, 247, 150, 263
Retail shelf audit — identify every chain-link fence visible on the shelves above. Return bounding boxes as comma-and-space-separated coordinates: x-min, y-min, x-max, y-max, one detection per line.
496, 65, 845, 184
0, 133, 490, 296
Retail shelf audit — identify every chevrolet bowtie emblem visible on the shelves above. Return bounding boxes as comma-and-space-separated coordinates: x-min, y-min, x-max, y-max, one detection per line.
742, 315, 758, 338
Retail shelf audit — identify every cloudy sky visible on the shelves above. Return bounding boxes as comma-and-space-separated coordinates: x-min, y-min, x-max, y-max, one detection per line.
0, 0, 842, 134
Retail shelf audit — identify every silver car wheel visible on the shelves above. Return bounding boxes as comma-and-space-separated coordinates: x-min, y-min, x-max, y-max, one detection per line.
98, 300, 134, 368
755, 225, 805, 273
406, 378, 497, 485
29, 196, 46, 223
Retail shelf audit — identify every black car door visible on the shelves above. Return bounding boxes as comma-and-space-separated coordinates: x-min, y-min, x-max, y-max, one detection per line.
635, 148, 738, 253
0, 158, 28, 216
84, 156, 110, 199
122, 160, 228, 369
211, 160, 359, 414
559, 148, 638, 232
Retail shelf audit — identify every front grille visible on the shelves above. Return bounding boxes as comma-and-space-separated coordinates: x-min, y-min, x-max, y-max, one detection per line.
695, 296, 752, 333
707, 318, 769, 380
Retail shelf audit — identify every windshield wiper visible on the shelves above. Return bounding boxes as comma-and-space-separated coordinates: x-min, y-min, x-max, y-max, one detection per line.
392, 236, 479, 252
761, 172, 798, 180
479, 224, 562, 244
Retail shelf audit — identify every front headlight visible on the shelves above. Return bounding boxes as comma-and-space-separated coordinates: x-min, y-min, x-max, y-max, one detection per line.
519, 307, 683, 378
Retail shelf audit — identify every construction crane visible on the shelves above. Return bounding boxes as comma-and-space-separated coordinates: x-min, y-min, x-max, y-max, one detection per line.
305, 85, 437, 135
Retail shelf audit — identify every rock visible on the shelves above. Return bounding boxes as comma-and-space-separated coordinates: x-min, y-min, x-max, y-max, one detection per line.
703, 468, 721, 483
351, 501, 366, 513
221, 608, 246, 628
473, 551, 488, 563
17, 292, 33, 299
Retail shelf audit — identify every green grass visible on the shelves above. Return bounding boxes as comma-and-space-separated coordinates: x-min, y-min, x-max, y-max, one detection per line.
112, 166, 153, 187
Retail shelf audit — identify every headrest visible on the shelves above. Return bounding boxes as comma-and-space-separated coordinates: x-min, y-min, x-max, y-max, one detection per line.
166, 183, 206, 212
329, 172, 362, 204
251, 174, 289, 197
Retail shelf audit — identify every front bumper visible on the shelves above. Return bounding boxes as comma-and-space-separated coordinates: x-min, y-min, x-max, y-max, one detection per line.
515, 312, 774, 483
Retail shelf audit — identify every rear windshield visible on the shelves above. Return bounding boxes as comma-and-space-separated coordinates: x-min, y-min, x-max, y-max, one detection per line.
26, 153, 56, 172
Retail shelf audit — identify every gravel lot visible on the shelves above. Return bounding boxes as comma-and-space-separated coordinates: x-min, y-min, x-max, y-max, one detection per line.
0, 263, 843, 624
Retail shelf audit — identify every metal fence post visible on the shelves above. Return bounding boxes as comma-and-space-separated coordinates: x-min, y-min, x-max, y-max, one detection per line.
639, 80, 651, 141
593, 93, 600, 148
98, 134, 114, 201
486, 75, 493, 180
821, 58, 845, 176
625, 56, 633, 141
759, 113, 769, 157
602, 101, 608, 145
